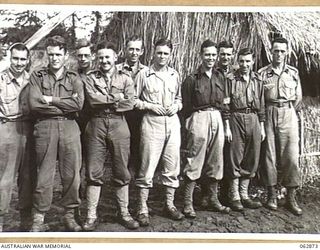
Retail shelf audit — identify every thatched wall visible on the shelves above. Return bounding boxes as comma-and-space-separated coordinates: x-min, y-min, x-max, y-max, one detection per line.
104, 11, 320, 96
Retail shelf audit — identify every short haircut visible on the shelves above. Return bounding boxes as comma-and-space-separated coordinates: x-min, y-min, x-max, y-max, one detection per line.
218, 41, 233, 50
238, 48, 254, 57
126, 35, 143, 48
154, 38, 173, 51
9, 42, 30, 57
271, 37, 289, 48
200, 39, 217, 53
46, 35, 67, 52
76, 38, 92, 50
96, 41, 117, 53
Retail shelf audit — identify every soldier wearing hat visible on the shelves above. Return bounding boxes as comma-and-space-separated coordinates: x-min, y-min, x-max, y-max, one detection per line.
28, 35, 84, 232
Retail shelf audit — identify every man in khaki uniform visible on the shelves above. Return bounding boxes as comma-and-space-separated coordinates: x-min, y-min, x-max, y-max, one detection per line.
0, 43, 34, 232
135, 38, 184, 226
83, 41, 139, 230
116, 36, 148, 176
224, 48, 265, 211
259, 37, 302, 216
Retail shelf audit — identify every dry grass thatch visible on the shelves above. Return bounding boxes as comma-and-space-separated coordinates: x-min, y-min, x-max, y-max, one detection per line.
104, 11, 320, 80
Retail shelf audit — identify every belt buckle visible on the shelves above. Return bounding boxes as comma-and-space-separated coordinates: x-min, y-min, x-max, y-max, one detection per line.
0, 117, 9, 123
278, 102, 284, 108
245, 108, 251, 114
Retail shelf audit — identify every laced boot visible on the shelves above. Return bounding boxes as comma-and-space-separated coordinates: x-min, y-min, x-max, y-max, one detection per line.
266, 186, 278, 210
136, 188, 150, 227
83, 185, 101, 231
208, 180, 230, 214
228, 178, 243, 211
115, 185, 139, 230
183, 180, 197, 218
286, 187, 302, 216
163, 187, 184, 220
64, 208, 82, 232
239, 178, 262, 209
30, 209, 48, 232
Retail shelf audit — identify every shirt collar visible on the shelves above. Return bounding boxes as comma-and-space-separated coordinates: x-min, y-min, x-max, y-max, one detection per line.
267, 63, 290, 75
147, 64, 175, 77
6, 68, 29, 86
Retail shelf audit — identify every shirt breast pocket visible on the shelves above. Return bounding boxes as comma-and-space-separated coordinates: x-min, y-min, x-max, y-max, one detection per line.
60, 80, 74, 97
111, 82, 124, 95
263, 80, 276, 100
145, 82, 160, 100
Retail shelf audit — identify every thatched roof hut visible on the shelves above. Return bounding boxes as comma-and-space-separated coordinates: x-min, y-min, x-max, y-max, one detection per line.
104, 11, 320, 96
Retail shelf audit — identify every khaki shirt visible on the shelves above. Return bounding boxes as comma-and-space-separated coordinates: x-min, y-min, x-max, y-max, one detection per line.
0, 68, 30, 119
258, 64, 302, 108
135, 65, 182, 111
29, 67, 84, 117
84, 67, 135, 113
225, 70, 265, 122
116, 60, 148, 81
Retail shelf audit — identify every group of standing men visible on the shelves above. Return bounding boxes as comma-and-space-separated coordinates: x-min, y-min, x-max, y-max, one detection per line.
0, 33, 302, 232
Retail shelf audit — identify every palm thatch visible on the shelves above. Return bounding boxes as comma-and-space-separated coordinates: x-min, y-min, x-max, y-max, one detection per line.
104, 11, 320, 82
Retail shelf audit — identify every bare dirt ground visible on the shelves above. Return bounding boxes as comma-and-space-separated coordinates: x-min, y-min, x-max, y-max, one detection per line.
3, 166, 320, 234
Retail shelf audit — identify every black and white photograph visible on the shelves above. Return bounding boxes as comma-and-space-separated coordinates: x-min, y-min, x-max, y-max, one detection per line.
0, 5, 319, 243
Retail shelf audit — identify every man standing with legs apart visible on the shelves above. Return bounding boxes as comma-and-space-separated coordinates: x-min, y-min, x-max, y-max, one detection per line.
0, 43, 34, 232
135, 38, 184, 226
29, 36, 84, 232
258, 37, 302, 216
224, 48, 265, 211
181, 40, 230, 218
83, 41, 139, 231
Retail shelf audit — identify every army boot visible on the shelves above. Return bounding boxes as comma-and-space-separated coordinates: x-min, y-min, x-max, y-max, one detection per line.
163, 187, 184, 220
239, 178, 262, 209
266, 186, 278, 210
286, 187, 302, 216
229, 178, 243, 211
115, 185, 139, 230
183, 179, 196, 218
30, 209, 48, 232
64, 208, 82, 232
208, 180, 230, 214
83, 185, 101, 231
136, 188, 150, 227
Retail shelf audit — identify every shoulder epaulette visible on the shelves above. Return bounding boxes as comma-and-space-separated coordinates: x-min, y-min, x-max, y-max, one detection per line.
66, 70, 78, 76
34, 68, 48, 77
286, 65, 299, 73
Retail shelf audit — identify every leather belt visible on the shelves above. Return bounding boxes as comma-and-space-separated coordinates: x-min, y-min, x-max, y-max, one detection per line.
267, 101, 292, 108
0, 117, 29, 123
233, 108, 255, 114
200, 107, 217, 112
36, 116, 74, 122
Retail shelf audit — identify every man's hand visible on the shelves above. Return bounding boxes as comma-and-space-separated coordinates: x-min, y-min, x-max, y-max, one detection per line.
166, 104, 179, 116
149, 104, 167, 116
43, 95, 53, 104
260, 122, 266, 141
224, 120, 232, 142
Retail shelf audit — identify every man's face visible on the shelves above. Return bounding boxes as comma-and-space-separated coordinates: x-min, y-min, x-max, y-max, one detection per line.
218, 47, 233, 67
271, 42, 288, 64
153, 45, 171, 67
47, 46, 67, 71
201, 46, 218, 69
10, 48, 29, 75
125, 40, 143, 64
238, 54, 254, 75
97, 48, 117, 73
77, 46, 92, 69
